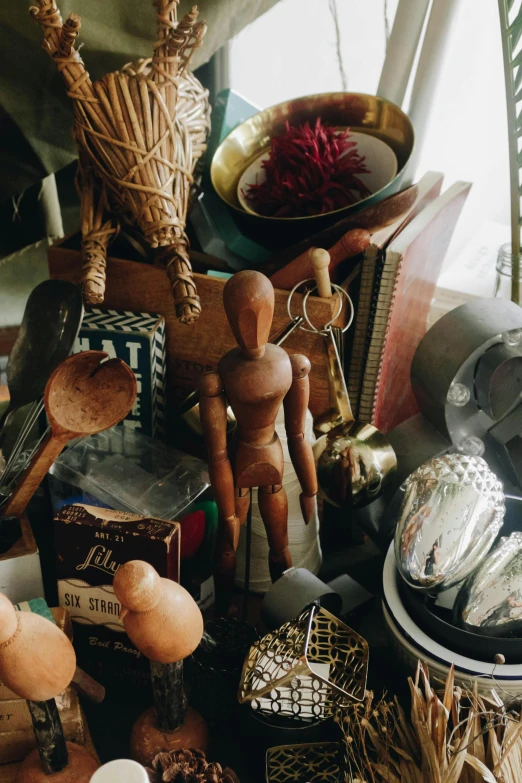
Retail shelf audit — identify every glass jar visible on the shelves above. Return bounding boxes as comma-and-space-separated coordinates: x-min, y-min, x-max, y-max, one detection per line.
495, 243, 522, 297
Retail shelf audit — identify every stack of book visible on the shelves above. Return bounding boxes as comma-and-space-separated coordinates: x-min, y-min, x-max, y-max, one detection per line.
347, 172, 471, 433
0, 600, 85, 764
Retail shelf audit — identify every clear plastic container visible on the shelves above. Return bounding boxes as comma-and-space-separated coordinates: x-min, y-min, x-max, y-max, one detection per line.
49, 425, 209, 521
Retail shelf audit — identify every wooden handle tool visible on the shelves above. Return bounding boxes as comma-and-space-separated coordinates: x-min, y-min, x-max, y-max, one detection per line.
269, 227, 370, 291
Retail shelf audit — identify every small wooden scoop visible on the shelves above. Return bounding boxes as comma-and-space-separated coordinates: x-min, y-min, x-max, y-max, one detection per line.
1, 351, 137, 519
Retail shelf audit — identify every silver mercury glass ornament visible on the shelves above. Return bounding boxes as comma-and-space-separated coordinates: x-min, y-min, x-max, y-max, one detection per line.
394, 454, 505, 592
454, 532, 522, 636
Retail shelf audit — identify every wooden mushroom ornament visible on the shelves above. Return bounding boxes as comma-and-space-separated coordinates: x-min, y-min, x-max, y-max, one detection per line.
0, 593, 99, 782
113, 561, 207, 766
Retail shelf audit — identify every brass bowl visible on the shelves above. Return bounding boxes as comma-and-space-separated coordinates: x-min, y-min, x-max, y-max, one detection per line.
210, 92, 414, 247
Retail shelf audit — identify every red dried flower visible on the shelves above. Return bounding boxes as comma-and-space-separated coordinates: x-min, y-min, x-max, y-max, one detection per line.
244, 117, 371, 218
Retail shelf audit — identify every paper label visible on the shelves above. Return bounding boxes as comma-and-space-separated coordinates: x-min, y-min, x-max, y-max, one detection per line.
58, 578, 124, 632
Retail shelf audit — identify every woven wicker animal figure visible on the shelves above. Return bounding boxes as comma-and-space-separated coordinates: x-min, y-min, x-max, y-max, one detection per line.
30, 0, 211, 324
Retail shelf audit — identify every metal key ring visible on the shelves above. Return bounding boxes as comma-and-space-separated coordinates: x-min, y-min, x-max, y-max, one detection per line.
303, 284, 354, 335
287, 278, 345, 334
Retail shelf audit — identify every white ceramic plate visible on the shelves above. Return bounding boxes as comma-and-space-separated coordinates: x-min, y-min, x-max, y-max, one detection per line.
383, 542, 522, 684
237, 131, 398, 216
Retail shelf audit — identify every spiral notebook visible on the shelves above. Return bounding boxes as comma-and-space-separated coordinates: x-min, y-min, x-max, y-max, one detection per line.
357, 180, 471, 432
347, 172, 445, 417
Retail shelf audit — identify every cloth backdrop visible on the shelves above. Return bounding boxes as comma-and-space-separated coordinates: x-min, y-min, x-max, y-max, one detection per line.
0, 0, 279, 199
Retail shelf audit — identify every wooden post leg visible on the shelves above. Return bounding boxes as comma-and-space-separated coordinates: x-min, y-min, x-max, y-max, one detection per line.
27, 699, 68, 774
150, 660, 186, 732
18, 699, 99, 782
131, 663, 208, 766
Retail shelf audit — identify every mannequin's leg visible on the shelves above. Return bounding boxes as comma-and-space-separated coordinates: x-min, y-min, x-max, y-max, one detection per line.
235, 487, 251, 528
258, 484, 291, 583
214, 488, 249, 614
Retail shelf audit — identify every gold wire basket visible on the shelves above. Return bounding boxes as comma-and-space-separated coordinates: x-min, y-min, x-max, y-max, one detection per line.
238, 604, 368, 724
266, 742, 345, 783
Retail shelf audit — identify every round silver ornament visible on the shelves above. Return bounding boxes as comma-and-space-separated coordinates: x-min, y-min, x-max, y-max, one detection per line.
454, 532, 522, 636
394, 454, 505, 592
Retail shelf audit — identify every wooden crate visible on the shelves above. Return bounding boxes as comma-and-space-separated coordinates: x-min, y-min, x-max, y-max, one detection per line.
48, 238, 345, 418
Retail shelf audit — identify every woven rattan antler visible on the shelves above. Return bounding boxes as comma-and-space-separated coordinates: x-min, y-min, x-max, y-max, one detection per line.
30, 0, 210, 324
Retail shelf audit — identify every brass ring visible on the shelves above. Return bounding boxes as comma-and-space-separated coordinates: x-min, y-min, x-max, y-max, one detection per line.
286, 279, 345, 334
302, 284, 354, 335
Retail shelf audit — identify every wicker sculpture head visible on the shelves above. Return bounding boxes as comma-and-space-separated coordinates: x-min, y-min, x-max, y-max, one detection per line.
30, 0, 211, 324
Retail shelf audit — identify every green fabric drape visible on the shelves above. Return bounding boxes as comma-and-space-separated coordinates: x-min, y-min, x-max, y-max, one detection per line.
0, 0, 279, 199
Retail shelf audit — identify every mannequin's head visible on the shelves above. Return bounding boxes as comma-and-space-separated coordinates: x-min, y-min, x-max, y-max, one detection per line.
223, 271, 274, 358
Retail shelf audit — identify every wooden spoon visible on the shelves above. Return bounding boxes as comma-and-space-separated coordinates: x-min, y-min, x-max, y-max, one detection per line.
1, 351, 137, 519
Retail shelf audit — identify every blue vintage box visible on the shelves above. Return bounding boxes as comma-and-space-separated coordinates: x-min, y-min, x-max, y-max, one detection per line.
74, 309, 166, 438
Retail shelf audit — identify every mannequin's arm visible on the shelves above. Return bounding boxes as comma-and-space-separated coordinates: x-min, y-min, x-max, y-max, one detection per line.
283, 355, 318, 524
199, 371, 238, 545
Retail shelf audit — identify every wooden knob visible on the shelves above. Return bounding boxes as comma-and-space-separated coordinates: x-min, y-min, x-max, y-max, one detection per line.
0, 593, 76, 701
223, 270, 274, 357
310, 248, 332, 298
113, 561, 161, 613
113, 561, 203, 664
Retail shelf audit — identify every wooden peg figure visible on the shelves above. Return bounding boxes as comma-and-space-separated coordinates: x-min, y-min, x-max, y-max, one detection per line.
113, 561, 207, 766
199, 270, 318, 610
0, 593, 99, 782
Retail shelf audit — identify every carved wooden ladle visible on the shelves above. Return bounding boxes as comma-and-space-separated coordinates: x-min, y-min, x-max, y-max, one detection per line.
0, 350, 137, 519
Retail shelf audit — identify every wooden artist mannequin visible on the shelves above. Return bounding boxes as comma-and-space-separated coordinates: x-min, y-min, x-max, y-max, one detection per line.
199, 270, 318, 609
0, 593, 99, 782
113, 561, 207, 766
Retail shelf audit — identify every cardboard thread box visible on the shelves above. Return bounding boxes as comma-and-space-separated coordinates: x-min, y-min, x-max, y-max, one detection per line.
55, 504, 180, 703
75, 308, 166, 438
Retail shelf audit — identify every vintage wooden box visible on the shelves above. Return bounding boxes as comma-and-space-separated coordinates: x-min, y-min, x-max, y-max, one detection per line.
48, 236, 345, 419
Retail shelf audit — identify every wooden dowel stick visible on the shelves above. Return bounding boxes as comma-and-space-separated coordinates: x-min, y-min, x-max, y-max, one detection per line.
311, 248, 333, 298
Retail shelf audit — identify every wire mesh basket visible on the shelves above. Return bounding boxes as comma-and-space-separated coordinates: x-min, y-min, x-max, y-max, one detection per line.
238, 604, 368, 724
266, 742, 345, 783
